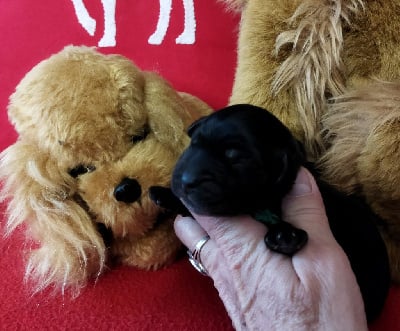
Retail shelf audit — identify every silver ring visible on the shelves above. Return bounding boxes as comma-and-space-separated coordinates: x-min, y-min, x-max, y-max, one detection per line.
187, 235, 210, 276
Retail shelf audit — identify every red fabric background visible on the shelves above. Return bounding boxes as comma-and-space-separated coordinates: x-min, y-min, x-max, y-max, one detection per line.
0, 1, 398, 330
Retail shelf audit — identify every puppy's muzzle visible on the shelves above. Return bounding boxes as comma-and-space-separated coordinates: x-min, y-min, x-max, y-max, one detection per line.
180, 171, 204, 192
114, 177, 142, 203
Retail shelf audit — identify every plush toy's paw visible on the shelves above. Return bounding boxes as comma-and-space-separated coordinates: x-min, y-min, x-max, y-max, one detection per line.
149, 186, 190, 216
264, 223, 308, 256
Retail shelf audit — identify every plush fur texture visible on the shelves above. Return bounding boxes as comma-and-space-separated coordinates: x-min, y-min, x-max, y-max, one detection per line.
225, 0, 364, 157
0, 46, 211, 294
320, 81, 400, 282
223, 0, 400, 282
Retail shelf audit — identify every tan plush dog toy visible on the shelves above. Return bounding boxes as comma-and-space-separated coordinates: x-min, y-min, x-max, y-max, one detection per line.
0, 46, 211, 293
222, 0, 400, 282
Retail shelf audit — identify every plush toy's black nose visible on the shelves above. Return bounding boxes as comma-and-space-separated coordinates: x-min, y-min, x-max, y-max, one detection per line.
114, 178, 142, 203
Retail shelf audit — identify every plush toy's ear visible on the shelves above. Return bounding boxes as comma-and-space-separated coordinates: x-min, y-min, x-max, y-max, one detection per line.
142, 72, 211, 153
0, 141, 106, 294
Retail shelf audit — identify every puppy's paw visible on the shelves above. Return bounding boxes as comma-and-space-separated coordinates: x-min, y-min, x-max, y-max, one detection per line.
149, 186, 190, 216
149, 186, 177, 209
264, 223, 308, 256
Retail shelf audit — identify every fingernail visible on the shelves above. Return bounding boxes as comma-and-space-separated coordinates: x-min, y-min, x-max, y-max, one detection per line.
289, 169, 313, 196
175, 214, 185, 222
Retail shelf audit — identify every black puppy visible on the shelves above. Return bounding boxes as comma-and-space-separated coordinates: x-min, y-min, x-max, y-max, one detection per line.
150, 104, 390, 322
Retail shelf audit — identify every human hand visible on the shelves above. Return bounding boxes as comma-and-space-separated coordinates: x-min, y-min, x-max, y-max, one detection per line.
174, 167, 368, 331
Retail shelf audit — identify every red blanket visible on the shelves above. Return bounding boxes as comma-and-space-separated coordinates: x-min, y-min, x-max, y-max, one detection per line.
0, 1, 398, 330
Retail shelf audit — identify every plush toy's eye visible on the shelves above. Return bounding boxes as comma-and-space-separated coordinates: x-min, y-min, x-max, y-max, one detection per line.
131, 124, 150, 143
69, 164, 96, 178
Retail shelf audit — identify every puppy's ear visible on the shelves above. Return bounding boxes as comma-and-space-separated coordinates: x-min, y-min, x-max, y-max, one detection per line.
294, 138, 307, 162
272, 139, 305, 194
187, 116, 207, 137
274, 152, 289, 185
0, 141, 106, 294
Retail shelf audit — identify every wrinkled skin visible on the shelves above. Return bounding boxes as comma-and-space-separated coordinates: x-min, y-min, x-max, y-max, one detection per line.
175, 168, 369, 331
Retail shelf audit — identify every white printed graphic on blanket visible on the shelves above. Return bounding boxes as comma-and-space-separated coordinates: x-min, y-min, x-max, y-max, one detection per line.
148, 0, 196, 45
71, 0, 116, 47
70, 0, 196, 47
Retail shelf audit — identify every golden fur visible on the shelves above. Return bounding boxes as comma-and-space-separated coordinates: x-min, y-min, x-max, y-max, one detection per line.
218, 0, 248, 11
320, 81, 400, 282
223, 0, 400, 281
228, 0, 364, 158
0, 46, 211, 294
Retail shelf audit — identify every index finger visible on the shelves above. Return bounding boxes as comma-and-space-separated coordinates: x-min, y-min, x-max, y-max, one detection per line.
281, 168, 337, 246
191, 212, 267, 251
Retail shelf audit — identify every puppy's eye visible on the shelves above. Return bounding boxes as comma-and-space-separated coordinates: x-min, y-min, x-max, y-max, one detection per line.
225, 148, 241, 160
131, 124, 150, 143
69, 164, 96, 178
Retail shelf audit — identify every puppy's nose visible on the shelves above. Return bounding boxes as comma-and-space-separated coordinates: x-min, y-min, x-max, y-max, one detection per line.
114, 178, 142, 203
181, 171, 198, 190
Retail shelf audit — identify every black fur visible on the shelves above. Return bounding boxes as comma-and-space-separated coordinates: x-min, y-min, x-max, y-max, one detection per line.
150, 104, 390, 322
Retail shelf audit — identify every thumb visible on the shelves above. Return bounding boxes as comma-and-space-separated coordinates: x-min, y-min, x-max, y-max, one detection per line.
281, 167, 335, 243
